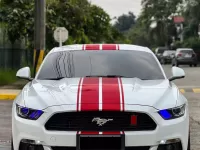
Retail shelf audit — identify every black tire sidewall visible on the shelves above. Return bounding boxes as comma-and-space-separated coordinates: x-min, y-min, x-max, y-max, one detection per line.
188, 132, 190, 150
11, 138, 14, 150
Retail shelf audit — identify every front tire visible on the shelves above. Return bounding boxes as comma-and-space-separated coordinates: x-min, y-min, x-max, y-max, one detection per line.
175, 61, 179, 67
11, 138, 14, 150
161, 59, 165, 65
188, 132, 190, 150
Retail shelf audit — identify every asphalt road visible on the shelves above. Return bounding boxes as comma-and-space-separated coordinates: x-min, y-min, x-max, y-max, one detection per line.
0, 65, 200, 150
162, 64, 200, 88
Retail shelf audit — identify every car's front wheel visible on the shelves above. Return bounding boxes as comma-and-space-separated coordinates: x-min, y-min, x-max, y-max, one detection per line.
161, 59, 165, 65
11, 138, 14, 150
175, 61, 179, 67
187, 132, 190, 150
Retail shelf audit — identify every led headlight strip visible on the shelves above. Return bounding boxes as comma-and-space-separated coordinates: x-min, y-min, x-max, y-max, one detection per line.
16, 104, 44, 120
158, 104, 186, 120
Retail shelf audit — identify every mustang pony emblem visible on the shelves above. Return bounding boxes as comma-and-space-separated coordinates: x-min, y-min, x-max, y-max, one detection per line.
92, 117, 113, 126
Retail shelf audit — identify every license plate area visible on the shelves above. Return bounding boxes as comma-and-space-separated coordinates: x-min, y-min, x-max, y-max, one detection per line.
77, 134, 125, 150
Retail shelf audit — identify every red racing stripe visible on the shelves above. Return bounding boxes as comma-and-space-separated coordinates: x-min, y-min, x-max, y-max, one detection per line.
117, 44, 120, 50
80, 78, 99, 111
76, 78, 83, 111
119, 78, 125, 111
102, 44, 117, 50
102, 78, 121, 111
82, 44, 85, 50
85, 44, 100, 50
102, 131, 121, 135
80, 131, 99, 135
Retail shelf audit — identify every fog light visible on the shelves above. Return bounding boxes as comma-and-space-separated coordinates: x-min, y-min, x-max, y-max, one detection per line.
36, 140, 42, 144
160, 140, 166, 144
159, 138, 181, 145
21, 139, 43, 145
157, 140, 182, 150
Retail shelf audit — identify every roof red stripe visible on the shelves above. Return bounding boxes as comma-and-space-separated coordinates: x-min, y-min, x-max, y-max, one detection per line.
102, 44, 117, 50
85, 44, 100, 50
82, 45, 85, 50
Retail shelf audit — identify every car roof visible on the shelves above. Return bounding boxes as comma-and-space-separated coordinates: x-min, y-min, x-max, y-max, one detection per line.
164, 50, 175, 51
176, 48, 193, 51
49, 44, 153, 54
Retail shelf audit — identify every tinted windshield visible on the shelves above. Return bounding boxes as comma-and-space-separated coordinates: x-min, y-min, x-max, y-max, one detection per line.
163, 51, 175, 56
156, 47, 167, 54
37, 50, 165, 80
180, 50, 193, 54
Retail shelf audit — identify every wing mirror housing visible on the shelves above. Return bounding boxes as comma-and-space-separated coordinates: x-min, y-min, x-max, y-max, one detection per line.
16, 67, 33, 81
169, 67, 185, 81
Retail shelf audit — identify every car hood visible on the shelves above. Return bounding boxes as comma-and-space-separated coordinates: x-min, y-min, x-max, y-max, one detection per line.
21, 78, 179, 110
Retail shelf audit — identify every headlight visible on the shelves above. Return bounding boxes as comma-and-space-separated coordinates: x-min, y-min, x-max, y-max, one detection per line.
16, 104, 44, 120
158, 104, 186, 120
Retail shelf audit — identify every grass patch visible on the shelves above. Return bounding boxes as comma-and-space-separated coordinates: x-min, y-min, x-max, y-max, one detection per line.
0, 69, 17, 86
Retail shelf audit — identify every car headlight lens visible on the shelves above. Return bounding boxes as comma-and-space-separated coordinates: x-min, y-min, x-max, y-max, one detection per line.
158, 104, 186, 120
16, 104, 44, 120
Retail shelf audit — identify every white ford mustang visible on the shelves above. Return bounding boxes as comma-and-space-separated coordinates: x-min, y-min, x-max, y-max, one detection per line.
12, 44, 190, 150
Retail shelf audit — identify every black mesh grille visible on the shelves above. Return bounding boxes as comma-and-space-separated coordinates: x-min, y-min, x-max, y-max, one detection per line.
45, 111, 157, 131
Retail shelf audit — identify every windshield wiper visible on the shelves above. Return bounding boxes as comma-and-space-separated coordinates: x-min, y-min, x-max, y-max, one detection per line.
86, 75, 127, 78
42, 77, 66, 80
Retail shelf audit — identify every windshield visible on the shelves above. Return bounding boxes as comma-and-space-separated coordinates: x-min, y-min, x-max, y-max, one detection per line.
156, 47, 168, 54
37, 50, 165, 80
163, 51, 175, 56
180, 50, 193, 54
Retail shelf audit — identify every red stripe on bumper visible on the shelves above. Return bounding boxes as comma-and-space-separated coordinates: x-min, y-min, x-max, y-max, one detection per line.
80, 131, 99, 135
102, 131, 121, 135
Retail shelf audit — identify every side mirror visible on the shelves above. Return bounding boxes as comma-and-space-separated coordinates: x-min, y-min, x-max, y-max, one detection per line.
16, 67, 33, 81
169, 67, 185, 81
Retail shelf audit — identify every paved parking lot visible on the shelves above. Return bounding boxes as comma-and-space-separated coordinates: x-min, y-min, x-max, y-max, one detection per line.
0, 65, 200, 150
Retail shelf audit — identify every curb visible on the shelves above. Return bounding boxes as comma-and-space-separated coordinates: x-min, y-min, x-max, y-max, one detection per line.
179, 88, 200, 94
0, 94, 18, 100
0, 88, 200, 100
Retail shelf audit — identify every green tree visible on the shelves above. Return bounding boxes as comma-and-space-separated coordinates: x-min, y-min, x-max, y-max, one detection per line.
127, 13, 151, 47
0, 0, 123, 51
0, 0, 34, 46
114, 12, 136, 33
182, 0, 200, 39
140, 0, 182, 46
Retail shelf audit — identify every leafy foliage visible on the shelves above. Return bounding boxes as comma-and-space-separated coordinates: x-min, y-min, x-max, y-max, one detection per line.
113, 12, 136, 33
0, 0, 125, 50
182, 0, 200, 39
174, 37, 200, 51
0, 0, 34, 44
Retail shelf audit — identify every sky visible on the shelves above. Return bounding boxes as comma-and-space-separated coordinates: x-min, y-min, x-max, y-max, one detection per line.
90, 0, 142, 19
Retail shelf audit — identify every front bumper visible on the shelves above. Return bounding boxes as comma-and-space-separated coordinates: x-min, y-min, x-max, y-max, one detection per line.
177, 58, 197, 64
163, 57, 172, 63
12, 105, 189, 150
